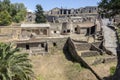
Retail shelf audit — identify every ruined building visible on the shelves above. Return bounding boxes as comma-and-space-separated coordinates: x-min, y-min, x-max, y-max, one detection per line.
0, 6, 102, 56
45, 6, 98, 23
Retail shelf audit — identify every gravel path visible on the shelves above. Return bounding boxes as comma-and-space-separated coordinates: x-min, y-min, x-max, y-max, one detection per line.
101, 19, 117, 55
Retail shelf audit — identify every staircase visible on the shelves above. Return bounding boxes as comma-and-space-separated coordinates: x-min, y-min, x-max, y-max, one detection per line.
73, 39, 117, 79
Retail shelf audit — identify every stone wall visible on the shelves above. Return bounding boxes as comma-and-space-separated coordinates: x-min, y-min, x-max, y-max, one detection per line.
0, 27, 21, 42
75, 43, 91, 51
47, 6, 98, 16
81, 51, 100, 57
17, 42, 48, 55
92, 42, 102, 48
0, 34, 12, 41
66, 37, 102, 80
73, 39, 103, 54
46, 37, 68, 52
90, 44, 103, 55
16, 37, 68, 55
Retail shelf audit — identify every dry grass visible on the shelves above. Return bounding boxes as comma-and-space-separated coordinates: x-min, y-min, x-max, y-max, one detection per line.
29, 50, 98, 80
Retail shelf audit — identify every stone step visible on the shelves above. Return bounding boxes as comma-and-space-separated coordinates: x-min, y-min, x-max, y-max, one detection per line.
81, 54, 117, 66
92, 56, 117, 65
77, 50, 100, 57
75, 43, 91, 51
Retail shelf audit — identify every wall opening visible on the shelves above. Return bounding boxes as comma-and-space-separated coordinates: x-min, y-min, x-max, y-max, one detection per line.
53, 42, 57, 47
67, 29, 70, 33
63, 30, 66, 33
26, 44, 30, 50
75, 27, 77, 31
54, 31, 56, 33
89, 10, 91, 13
91, 26, 96, 34
41, 43, 44, 48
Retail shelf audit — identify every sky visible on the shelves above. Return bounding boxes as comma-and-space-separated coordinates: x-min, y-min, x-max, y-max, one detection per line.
10, 0, 101, 11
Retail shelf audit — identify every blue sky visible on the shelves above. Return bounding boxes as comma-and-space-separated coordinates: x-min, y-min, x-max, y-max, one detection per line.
10, 0, 101, 11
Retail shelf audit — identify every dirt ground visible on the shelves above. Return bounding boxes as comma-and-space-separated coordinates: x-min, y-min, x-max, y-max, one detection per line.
30, 50, 98, 80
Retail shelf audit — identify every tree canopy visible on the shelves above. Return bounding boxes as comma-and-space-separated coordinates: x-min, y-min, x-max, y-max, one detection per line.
35, 4, 46, 23
0, 43, 34, 80
0, 10, 12, 26
98, 0, 120, 17
0, 0, 27, 26
11, 3, 27, 23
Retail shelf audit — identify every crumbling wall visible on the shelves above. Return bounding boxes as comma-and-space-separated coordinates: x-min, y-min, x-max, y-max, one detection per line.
0, 27, 21, 41
75, 43, 91, 51
16, 37, 68, 55
66, 37, 102, 80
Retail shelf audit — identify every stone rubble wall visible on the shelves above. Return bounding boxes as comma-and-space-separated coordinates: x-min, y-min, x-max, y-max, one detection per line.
16, 37, 68, 55
81, 51, 100, 57
75, 43, 91, 51
0, 27, 21, 41
90, 44, 103, 55
66, 37, 102, 80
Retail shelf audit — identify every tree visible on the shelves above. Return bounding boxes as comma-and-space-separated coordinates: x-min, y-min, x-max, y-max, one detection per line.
35, 4, 46, 23
0, 43, 34, 80
99, 1, 120, 79
3, 0, 11, 12
98, 0, 120, 17
0, 10, 12, 26
0, 0, 27, 25
11, 3, 27, 23
0, 0, 10, 12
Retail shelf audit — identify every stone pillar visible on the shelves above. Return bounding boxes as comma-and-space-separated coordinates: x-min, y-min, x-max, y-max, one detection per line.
66, 10, 68, 15
62, 9, 64, 15
47, 28, 50, 37
39, 29, 41, 35
60, 10, 62, 15
58, 11, 60, 15
89, 27, 91, 36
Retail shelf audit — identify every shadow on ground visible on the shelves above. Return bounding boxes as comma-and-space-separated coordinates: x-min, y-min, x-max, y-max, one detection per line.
103, 76, 113, 80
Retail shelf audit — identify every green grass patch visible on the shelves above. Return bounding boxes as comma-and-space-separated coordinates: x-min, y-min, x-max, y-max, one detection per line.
37, 75, 44, 80
71, 62, 83, 72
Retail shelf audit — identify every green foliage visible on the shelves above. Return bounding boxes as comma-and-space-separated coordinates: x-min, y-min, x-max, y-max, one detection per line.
71, 63, 83, 72
37, 75, 44, 80
11, 3, 26, 23
98, 0, 120, 17
0, 10, 12, 26
35, 4, 46, 23
0, 43, 34, 80
0, 0, 27, 25
110, 66, 116, 75
0, 0, 10, 12
117, 28, 120, 42
13, 10, 26, 23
